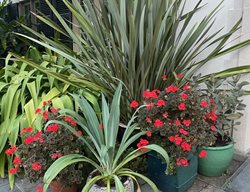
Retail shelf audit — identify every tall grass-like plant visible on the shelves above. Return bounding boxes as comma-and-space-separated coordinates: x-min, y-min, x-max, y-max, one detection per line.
42, 83, 169, 192
11, 0, 250, 121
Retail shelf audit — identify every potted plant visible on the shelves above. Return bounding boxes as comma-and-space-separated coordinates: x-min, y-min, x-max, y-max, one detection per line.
198, 75, 249, 176
7, 101, 91, 192
39, 83, 169, 192
137, 76, 217, 192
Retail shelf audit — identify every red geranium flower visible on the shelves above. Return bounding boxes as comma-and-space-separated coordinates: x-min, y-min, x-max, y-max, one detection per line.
162, 74, 167, 79
210, 125, 217, 131
174, 135, 183, 145
168, 136, 175, 142
180, 93, 189, 99
137, 138, 149, 152
146, 131, 152, 137
43, 101, 47, 106
35, 108, 41, 114
71, 121, 77, 126
5, 146, 17, 156
176, 158, 189, 167
32, 162, 42, 171
154, 119, 164, 127
24, 136, 35, 145
64, 116, 72, 122
13, 156, 22, 164
20, 127, 33, 135
199, 150, 207, 158
177, 73, 183, 79
46, 124, 59, 132
178, 103, 186, 110
175, 119, 181, 126
146, 117, 151, 123
42, 111, 49, 121
200, 100, 208, 107
51, 153, 58, 159
157, 99, 165, 107
37, 184, 44, 192
179, 128, 188, 135
181, 142, 191, 152
166, 85, 179, 93
130, 100, 139, 108
183, 119, 191, 127
183, 84, 192, 91
50, 107, 58, 114
9, 166, 19, 174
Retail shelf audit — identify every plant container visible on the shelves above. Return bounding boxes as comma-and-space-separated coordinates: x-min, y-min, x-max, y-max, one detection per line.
198, 143, 234, 177
50, 180, 78, 192
148, 152, 198, 192
88, 170, 134, 192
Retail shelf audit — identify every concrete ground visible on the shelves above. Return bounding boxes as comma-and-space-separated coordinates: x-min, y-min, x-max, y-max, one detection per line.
0, 159, 245, 192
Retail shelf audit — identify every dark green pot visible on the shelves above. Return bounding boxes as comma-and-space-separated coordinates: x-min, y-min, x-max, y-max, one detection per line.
148, 152, 198, 192
198, 143, 234, 177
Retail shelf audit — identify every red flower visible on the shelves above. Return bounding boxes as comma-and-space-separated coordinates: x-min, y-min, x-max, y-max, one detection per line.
77, 130, 83, 136
210, 125, 217, 131
71, 121, 77, 126
32, 162, 42, 171
143, 90, 159, 99
146, 131, 152, 137
51, 153, 58, 159
130, 100, 139, 108
64, 116, 72, 122
42, 111, 48, 121
43, 101, 47, 106
154, 119, 164, 127
166, 85, 179, 93
162, 74, 167, 79
46, 124, 59, 132
25, 136, 35, 145
176, 158, 189, 167
178, 103, 186, 110
174, 135, 183, 145
146, 103, 154, 110
37, 184, 43, 192
13, 156, 22, 164
157, 99, 165, 107
34, 131, 42, 140
9, 166, 19, 174
20, 127, 33, 135
35, 108, 41, 114
183, 84, 192, 91
175, 119, 181, 126
50, 107, 58, 114
5, 146, 17, 156
199, 150, 207, 158
181, 142, 191, 152
179, 128, 188, 136
168, 136, 175, 142
57, 153, 63, 158
206, 111, 217, 121
183, 119, 191, 127
177, 73, 183, 79
200, 100, 208, 107
137, 138, 149, 152
180, 93, 189, 99
146, 117, 151, 123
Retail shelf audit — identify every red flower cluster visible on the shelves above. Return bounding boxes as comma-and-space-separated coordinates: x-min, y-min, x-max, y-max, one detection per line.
5, 145, 17, 156
200, 100, 208, 107
182, 119, 191, 127
176, 157, 188, 167
179, 128, 188, 135
64, 116, 77, 126
20, 127, 33, 135
157, 99, 165, 107
9, 166, 19, 174
137, 138, 149, 152
180, 93, 189, 99
37, 184, 43, 192
46, 124, 59, 132
143, 89, 160, 99
154, 119, 164, 127
51, 153, 62, 159
32, 162, 42, 171
168, 135, 183, 145
130, 100, 139, 108
13, 156, 22, 164
178, 103, 186, 110
166, 85, 179, 93
205, 111, 217, 121
24, 131, 43, 145
199, 150, 207, 158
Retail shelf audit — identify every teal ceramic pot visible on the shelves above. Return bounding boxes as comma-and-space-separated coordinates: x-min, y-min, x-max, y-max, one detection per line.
148, 152, 198, 192
198, 143, 234, 177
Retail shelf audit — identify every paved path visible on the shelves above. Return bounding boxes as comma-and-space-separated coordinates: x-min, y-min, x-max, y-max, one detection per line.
0, 159, 244, 192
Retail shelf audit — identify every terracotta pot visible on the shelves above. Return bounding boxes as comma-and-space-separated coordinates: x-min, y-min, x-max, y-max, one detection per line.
50, 180, 78, 192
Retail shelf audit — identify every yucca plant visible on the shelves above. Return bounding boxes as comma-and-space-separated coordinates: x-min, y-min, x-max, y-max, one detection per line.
11, 0, 250, 122
42, 83, 169, 192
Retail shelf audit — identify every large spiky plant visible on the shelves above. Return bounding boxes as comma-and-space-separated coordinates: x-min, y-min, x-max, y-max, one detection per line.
11, 0, 250, 122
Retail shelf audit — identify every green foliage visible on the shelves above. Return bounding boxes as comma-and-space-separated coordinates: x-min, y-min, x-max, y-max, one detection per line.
42, 83, 169, 192
12, 0, 250, 122
203, 75, 249, 141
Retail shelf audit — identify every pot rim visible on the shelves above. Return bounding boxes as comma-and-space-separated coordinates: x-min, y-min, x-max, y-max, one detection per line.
202, 143, 234, 151
88, 169, 133, 190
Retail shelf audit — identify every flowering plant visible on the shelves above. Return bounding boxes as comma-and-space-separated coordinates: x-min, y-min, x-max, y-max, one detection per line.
7, 101, 91, 187
137, 78, 217, 173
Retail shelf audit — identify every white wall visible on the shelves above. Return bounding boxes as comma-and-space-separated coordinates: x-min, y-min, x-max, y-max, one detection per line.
186, 0, 250, 156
